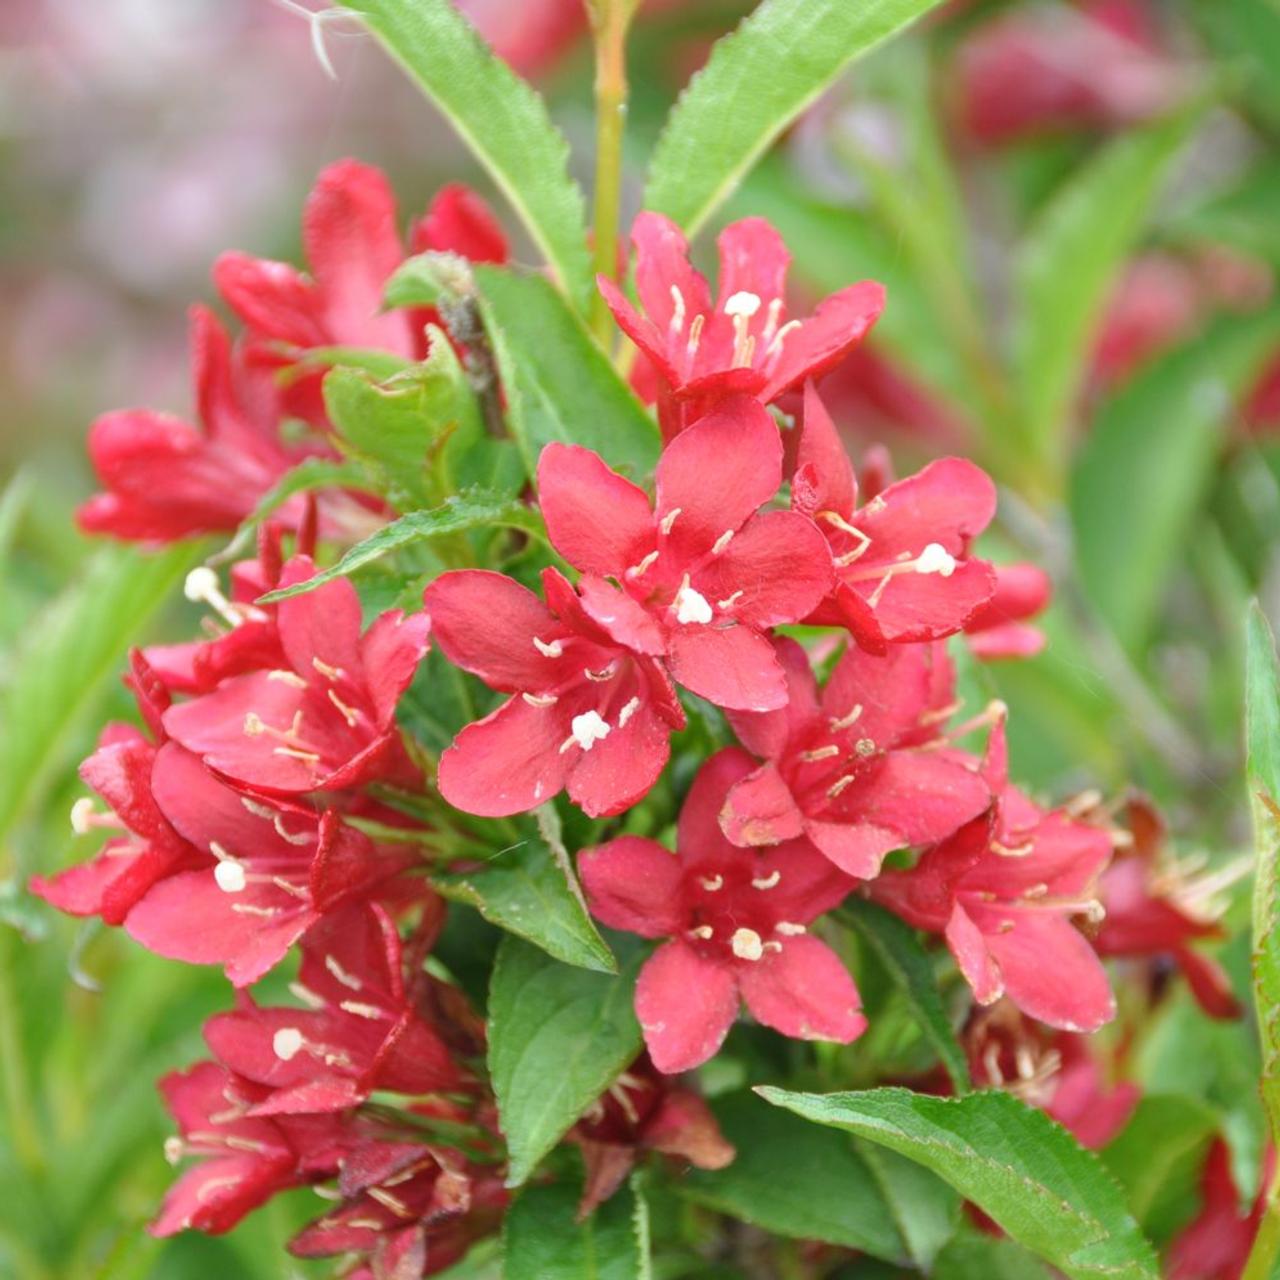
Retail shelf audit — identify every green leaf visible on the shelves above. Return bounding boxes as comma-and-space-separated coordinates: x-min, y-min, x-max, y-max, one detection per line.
473, 265, 660, 481
1071, 311, 1280, 651
643, 0, 948, 236
1246, 602, 1280, 1147
502, 1176, 649, 1279
258, 491, 543, 602
434, 811, 615, 973
0, 543, 198, 854
1100, 1095, 1219, 1243
323, 337, 482, 510
1013, 107, 1200, 468
680, 1090, 954, 1264
1171, 161, 1280, 268
758, 1087, 1159, 1280
488, 937, 643, 1187
336, 0, 591, 310
839, 899, 970, 1093
933, 1234, 1055, 1280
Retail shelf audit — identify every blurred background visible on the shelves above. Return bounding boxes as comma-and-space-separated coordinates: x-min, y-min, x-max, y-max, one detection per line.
4, 0, 1280, 1275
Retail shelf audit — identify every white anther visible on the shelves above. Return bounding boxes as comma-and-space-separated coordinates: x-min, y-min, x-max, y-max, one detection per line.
312, 657, 345, 681
184, 566, 241, 628
267, 669, 308, 688
570, 711, 611, 751
752, 870, 781, 890
731, 927, 764, 961
829, 703, 864, 732
522, 692, 558, 708
70, 797, 97, 835
699, 874, 724, 892
627, 550, 659, 579
674, 583, 713, 625
272, 1027, 305, 1061
689, 924, 714, 940
774, 921, 807, 936
324, 954, 362, 991
717, 590, 744, 610
686, 312, 705, 359
214, 861, 247, 894
164, 1136, 185, 1165
659, 507, 681, 536
533, 636, 564, 658
584, 664, 617, 683
855, 738, 877, 757
827, 775, 856, 799
764, 319, 802, 363
243, 712, 266, 736
668, 284, 687, 334
711, 530, 735, 556
617, 696, 641, 728
799, 745, 840, 763
915, 542, 957, 577
724, 291, 762, 318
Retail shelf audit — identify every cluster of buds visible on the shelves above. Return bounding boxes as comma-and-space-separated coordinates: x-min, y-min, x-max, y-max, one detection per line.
36, 158, 1238, 1271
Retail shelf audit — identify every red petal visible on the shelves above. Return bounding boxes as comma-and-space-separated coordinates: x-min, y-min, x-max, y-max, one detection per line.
836, 751, 990, 847
631, 212, 712, 340
276, 555, 365, 681
411, 183, 508, 264
823, 642, 936, 751
437, 696, 569, 817
655, 396, 781, 560
567, 700, 671, 818
598, 276, 676, 386
636, 940, 739, 1073
726, 637, 821, 762
715, 217, 789, 313
676, 747, 760, 866
802, 820, 901, 879
719, 762, 805, 847
739, 935, 865, 1044
579, 836, 686, 937
667, 624, 786, 712
792, 383, 856, 519
359, 610, 431, 729
945, 902, 1003, 1004
537, 443, 655, 577
213, 252, 327, 349
576, 575, 665, 655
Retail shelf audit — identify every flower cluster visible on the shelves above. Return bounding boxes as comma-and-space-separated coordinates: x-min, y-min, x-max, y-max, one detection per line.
36, 158, 1229, 1272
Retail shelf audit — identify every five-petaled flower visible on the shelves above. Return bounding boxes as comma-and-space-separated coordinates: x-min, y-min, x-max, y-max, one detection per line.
580, 748, 864, 1074
164, 557, 430, 794
538, 395, 833, 714
719, 636, 991, 878
873, 722, 1116, 1032
793, 385, 998, 653
599, 213, 885, 439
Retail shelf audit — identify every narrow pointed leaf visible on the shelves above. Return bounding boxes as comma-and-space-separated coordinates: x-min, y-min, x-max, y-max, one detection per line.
336, 0, 591, 310
644, 0, 948, 236
757, 1087, 1159, 1280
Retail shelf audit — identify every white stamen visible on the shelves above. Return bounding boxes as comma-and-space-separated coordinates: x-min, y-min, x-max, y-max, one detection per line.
711, 530, 734, 556
699, 874, 724, 892
627, 550, 659, 579
267, 669, 308, 688
688, 924, 714, 940
915, 542, 957, 577
800, 745, 840, 763
184, 566, 242, 628
522, 692, 558, 708
70, 798, 97, 835
164, 1136, 184, 1165
774, 921, 807, 936
324, 954, 362, 991
855, 738, 877, 757
731, 927, 764, 961
617, 696, 641, 728
659, 507, 681, 536
570, 711, 611, 751
668, 284, 687, 335
533, 636, 564, 658
272, 1027, 304, 1061
214, 861, 247, 894
724, 291, 762, 318
752, 870, 781, 890
829, 703, 864, 732
674, 583, 713, 626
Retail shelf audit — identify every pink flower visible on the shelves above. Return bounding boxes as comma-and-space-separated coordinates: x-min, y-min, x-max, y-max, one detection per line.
963, 563, 1052, 661
122, 743, 417, 986
78, 307, 314, 543
579, 748, 863, 1074
537, 396, 833, 713
793, 385, 997, 652
1168, 1140, 1274, 1280
1094, 796, 1241, 1020
570, 1054, 735, 1216
719, 636, 991, 879
873, 723, 1116, 1032
200, 905, 462, 1114
215, 161, 506, 423
163, 556, 430, 794
424, 566, 684, 818
151, 1062, 348, 1237
599, 214, 884, 439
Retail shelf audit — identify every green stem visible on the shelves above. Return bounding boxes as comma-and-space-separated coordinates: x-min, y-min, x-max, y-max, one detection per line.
587, 0, 635, 345
1243, 1185, 1280, 1280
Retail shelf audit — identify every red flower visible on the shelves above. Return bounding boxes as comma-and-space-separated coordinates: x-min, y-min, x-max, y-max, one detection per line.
599, 214, 884, 439
537, 396, 833, 712
30, 725, 202, 927
953, 3, 1186, 146
122, 743, 416, 986
719, 637, 991, 879
291, 1141, 507, 1277
151, 1062, 348, 1237
164, 556, 430, 794
215, 160, 507, 421
793, 385, 997, 652
200, 905, 461, 1114
873, 723, 1116, 1032
579, 748, 863, 1074
78, 307, 314, 543
570, 1054, 735, 1217
963, 562, 1052, 661
1095, 796, 1242, 1020
1168, 1140, 1274, 1280
424, 566, 684, 818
